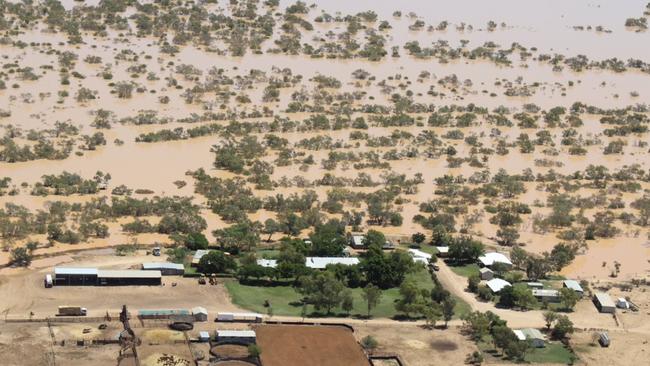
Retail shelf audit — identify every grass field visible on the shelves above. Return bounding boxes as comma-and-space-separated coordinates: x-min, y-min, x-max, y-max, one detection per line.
478, 336, 576, 364
225, 268, 471, 319
448, 263, 480, 278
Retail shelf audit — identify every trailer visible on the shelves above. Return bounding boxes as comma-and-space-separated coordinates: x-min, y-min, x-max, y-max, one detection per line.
216, 312, 263, 323
58, 306, 87, 316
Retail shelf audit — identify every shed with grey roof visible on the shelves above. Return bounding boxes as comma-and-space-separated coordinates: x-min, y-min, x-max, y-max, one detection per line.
215, 330, 256, 344
593, 293, 616, 313
54, 267, 98, 286
142, 262, 185, 275
563, 280, 584, 297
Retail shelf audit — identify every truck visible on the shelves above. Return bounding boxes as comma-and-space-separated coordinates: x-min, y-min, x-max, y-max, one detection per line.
44, 274, 53, 288
57, 306, 87, 316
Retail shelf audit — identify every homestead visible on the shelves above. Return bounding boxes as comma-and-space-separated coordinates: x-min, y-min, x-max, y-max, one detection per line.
514, 328, 545, 348
53, 267, 162, 286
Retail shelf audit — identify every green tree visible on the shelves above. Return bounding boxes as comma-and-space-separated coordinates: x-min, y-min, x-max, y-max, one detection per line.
341, 289, 354, 315
543, 311, 558, 330
423, 303, 443, 328
411, 232, 426, 245
559, 287, 579, 311
362, 284, 383, 318
467, 274, 480, 292
198, 251, 237, 274
492, 325, 516, 353
248, 344, 262, 358
448, 236, 484, 264
309, 220, 346, 256
513, 284, 538, 310
442, 297, 456, 327
298, 271, 345, 314
10, 247, 32, 267
395, 279, 428, 318
552, 315, 574, 339
504, 339, 529, 362
361, 335, 378, 352
213, 220, 260, 253
461, 311, 491, 341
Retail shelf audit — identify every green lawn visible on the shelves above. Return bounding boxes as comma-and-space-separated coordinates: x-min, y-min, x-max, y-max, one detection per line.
525, 343, 577, 364
225, 268, 471, 319
478, 337, 576, 364
448, 263, 480, 278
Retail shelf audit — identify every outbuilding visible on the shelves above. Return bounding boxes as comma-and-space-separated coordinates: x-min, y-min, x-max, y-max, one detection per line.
435, 246, 449, 257
593, 292, 616, 313
478, 252, 513, 268
485, 278, 511, 293
142, 262, 185, 276
191, 250, 210, 266
563, 280, 584, 297
305, 257, 360, 269
479, 267, 494, 280
192, 306, 208, 322
514, 328, 545, 348
97, 270, 162, 286
532, 289, 560, 303
198, 331, 210, 342
216, 330, 256, 344
350, 234, 365, 249
54, 267, 98, 286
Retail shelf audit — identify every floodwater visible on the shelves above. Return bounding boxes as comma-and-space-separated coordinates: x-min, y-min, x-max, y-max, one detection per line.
1, 0, 650, 279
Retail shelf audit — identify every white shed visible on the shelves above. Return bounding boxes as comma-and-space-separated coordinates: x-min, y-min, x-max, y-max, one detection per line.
485, 278, 511, 293
192, 306, 208, 322
593, 293, 616, 313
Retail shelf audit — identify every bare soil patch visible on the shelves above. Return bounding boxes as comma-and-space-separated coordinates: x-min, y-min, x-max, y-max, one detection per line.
255, 324, 370, 366
211, 344, 249, 358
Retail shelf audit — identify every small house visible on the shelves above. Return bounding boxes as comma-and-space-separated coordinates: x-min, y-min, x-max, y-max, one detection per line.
563, 280, 584, 298
514, 328, 545, 348
526, 282, 544, 289
216, 330, 256, 345
485, 278, 511, 293
192, 306, 208, 322
479, 267, 494, 280
593, 293, 616, 313
532, 289, 560, 303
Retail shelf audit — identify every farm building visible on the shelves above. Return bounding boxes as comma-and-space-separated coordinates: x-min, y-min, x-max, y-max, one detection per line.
54, 267, 98, 286
198, 331, 210, 342
479, 267, 494, 280
216, 330, 256, 344
191, 250, 210, 266
96, 270, 162, 286
256, 259, 278, 268
192, 306, 208, 322
435, 246, 449, 257
478, 252, 512, 268
593, 293, 616, 313
305, 257, 360, 269
217, 312, 263, 323
485, 278, 511, 293
532, 289, 560, 303
563, 280, 584, 297
138, 309, 191, 319
142, 262, 185, 275
350, 234, 365, 249
514, 328, 545, 348
527, 282, 544, 289
54, 267, 161, 286
408, 249, 431, 264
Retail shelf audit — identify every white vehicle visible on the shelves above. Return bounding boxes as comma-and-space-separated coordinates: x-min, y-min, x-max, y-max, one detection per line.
44, 274, 53, 288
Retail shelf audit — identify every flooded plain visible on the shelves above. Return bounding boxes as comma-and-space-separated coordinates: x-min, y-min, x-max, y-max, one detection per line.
1, 0, 650, 280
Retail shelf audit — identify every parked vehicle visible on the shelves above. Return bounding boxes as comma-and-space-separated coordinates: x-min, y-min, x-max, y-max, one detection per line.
598, 332, 610, 347
57, 306, 87, 316
44, 274, 53, 288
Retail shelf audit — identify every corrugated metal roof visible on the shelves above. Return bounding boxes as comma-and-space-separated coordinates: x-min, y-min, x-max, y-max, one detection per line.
305, 257, 360, 269
594, 292, 615, 308
216, 330, 256, 338
142, 262, 184, 270
563, 280, 584, 292
513, 329, 526, 341
138, 309, 191, 316
532, 289, 559, 297
98, 270, 161, 278
54, 267, 98, 276
521, 328, 544, 340
408, 249, 432, 259
485, 278, 511, 292
192, 306, 208, 314
478, 252, 512, 266
435, 246, 449, 253
257, 259, 278, 268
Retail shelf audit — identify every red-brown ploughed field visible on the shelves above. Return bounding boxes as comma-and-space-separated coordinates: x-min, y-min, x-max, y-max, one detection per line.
255, 324, 370, 366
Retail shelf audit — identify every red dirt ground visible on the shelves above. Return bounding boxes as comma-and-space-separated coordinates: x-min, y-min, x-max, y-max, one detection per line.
255, 324, 370, 366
